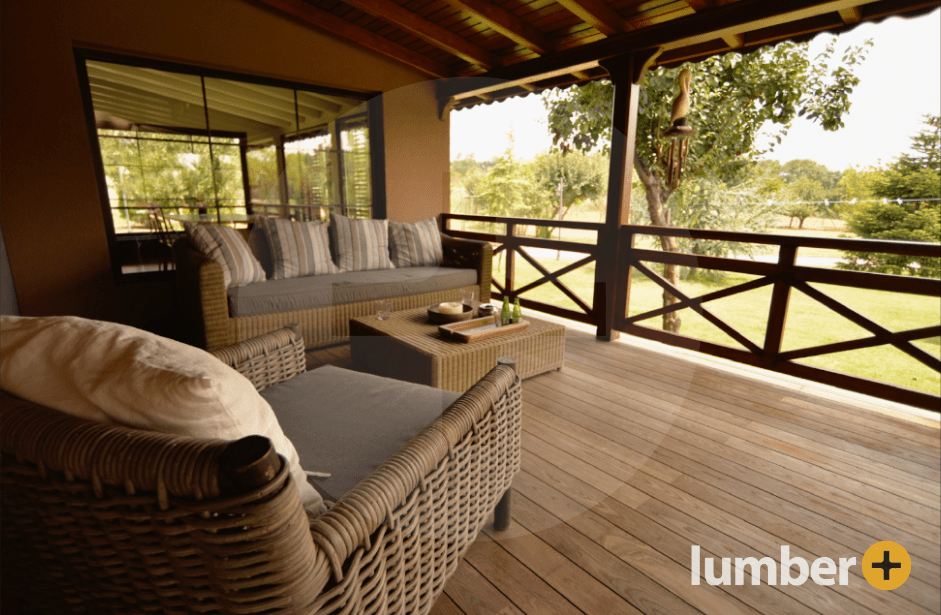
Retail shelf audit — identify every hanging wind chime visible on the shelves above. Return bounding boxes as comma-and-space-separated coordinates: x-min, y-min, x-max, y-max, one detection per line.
663, 68, 695, 191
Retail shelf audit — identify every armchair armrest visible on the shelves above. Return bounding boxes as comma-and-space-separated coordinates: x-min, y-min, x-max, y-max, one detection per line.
172, 236, 235, 350
441, 233, 493, 302
308, 363, 521, 596
211, 326, 306, 391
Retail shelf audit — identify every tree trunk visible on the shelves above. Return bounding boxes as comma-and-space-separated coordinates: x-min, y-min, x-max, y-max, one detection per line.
635, 157, 682, 333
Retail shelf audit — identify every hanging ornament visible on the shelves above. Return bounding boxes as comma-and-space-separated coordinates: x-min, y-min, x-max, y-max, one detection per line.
663, 68, 695, 191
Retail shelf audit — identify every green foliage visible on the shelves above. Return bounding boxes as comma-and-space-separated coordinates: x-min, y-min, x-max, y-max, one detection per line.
99, 130, 243, 231
475, 142, 537, 218
460, 136, 608, 235
841, 115, 941, 277
528, 151, 606, 236
450, 154, 488, 214
544, 38, 871, 190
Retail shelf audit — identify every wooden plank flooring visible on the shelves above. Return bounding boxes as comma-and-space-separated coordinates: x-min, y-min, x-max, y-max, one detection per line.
307, 328, 940, 615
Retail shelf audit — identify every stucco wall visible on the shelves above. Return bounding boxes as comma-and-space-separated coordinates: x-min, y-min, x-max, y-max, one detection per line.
0, 0, 448, 328
383, 81, 451, 224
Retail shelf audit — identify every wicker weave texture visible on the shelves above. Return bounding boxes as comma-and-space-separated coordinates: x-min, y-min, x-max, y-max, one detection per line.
173, 238, 237, 351
175, 234, 492, 352
350, 307, 565, 392
211, 326, 306, 391
441, 234, 492, 304
232, 285, 479, 351
1, 328, 522, 615
0, 395, 324, 614
308, 364, 521, 615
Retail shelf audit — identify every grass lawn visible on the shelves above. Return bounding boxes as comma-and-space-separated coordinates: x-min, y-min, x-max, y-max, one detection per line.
493, 249, 941, 397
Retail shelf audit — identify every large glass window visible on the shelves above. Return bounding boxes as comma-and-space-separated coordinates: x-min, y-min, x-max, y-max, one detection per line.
80, 54, 377, 277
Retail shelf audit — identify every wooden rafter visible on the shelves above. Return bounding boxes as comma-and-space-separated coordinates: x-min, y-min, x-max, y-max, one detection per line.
442, 0, 939, 101
257, 0, 452, 78
339, 0, 499, 69
839, 5, 864, 21
446, 0, 553, 54
554, 0, 631, 35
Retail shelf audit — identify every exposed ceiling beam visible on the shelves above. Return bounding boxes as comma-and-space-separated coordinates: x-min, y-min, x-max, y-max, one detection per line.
839, 6, 864, 21
446, 0, 553, 54
554, 0, 631, 35
442, 0, 935, 100
339, 0, 499, 69
685, 0, 753, 49
257, 0, 453, 78
723, 32, 746, 48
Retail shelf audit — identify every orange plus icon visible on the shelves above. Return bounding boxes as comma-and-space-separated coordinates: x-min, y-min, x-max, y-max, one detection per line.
862, 541, 911, 590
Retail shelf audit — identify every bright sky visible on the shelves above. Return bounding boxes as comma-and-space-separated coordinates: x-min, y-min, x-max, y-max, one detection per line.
450, 10, 941, 172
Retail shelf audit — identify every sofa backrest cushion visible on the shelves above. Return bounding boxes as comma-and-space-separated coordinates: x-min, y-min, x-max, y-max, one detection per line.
258, 216, 339, 279
389, 218, 443, 267
185, 222, 266, 288
0, 315, 325, 516
330, 213, 395, 272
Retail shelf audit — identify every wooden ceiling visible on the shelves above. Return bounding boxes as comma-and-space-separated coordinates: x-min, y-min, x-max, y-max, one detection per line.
256, 0, 940, 109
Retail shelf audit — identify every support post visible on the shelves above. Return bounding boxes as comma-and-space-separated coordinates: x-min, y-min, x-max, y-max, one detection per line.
593, 50, 659, 340
763, 244, 797, 367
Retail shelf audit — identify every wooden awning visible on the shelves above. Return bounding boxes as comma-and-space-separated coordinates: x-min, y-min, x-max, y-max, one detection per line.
258, 0, 939, 109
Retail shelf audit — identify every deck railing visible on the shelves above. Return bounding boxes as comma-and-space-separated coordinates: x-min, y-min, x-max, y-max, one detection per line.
442, 214, 941, 411
441, 213, 603, 325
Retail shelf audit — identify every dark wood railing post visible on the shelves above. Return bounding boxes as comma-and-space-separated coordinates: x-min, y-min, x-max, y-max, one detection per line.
763, 244, 797, 368
593, 50, 659, 341
505, 222, 516, 302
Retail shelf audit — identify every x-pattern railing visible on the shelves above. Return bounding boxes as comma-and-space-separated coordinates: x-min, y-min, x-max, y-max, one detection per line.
441, 213, 602, 325
617, 225, 941, 411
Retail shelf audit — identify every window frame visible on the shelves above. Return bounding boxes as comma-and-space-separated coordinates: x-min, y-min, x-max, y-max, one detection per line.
73, 47, 386, 282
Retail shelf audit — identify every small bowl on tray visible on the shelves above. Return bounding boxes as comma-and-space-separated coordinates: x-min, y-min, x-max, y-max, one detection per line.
427, 302, 475, 324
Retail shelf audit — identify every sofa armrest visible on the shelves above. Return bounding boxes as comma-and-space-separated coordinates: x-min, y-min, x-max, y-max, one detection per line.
441, 233, 493, 303
211, 327, 306, 391
173, 237, 235, 351
308, 363, 521, 595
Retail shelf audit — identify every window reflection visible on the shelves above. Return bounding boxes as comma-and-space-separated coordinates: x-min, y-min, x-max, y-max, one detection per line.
84, 58, 373, 276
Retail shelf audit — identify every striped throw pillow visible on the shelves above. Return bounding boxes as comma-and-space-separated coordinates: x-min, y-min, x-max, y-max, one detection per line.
389, 218, 443, 267
259, 217, 338, 279
184, 223, 266, 288
329, 213, 395, 272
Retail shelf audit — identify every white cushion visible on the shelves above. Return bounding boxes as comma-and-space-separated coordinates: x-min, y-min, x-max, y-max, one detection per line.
0, 315, 325, 516
258, 216, 338, 279
329, 213, 395, 272
389, 217, 443, 267
185, 222, 266, 288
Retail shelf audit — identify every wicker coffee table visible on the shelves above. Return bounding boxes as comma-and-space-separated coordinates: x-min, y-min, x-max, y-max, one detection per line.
350, 306, 565, 392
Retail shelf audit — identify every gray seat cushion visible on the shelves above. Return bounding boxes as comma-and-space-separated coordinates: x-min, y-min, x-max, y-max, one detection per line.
227, 266, 477, 317
261, 365, 461, 501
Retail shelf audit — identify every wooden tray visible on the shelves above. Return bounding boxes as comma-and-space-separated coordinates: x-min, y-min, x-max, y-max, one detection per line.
439, 316, 530, 343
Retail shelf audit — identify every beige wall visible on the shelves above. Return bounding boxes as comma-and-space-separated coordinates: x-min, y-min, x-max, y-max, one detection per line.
383, 82, 451, 223
0, 0, 447, 327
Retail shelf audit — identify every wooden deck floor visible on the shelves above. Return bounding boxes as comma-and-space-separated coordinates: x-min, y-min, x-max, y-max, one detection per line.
308, 328, 940, 615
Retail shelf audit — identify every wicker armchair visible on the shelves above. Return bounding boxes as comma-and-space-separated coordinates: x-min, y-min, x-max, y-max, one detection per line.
1, 328, 521, 614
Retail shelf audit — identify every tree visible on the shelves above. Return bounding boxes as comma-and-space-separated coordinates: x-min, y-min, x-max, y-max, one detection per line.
783, 176, 828, 228
450, 154, 488, 214
476, 139, 535, 219
528, 151, 606, 237
841, 115, 941, 277
544, 37, 871, 331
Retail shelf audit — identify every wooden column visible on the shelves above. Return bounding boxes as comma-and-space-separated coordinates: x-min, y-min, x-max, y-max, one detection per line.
593, 50, 658, 340
763, 244, 797, 367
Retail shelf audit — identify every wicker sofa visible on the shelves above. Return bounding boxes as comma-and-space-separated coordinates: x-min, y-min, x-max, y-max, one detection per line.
0, 326, 521, 614
173, 232, 493, 351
